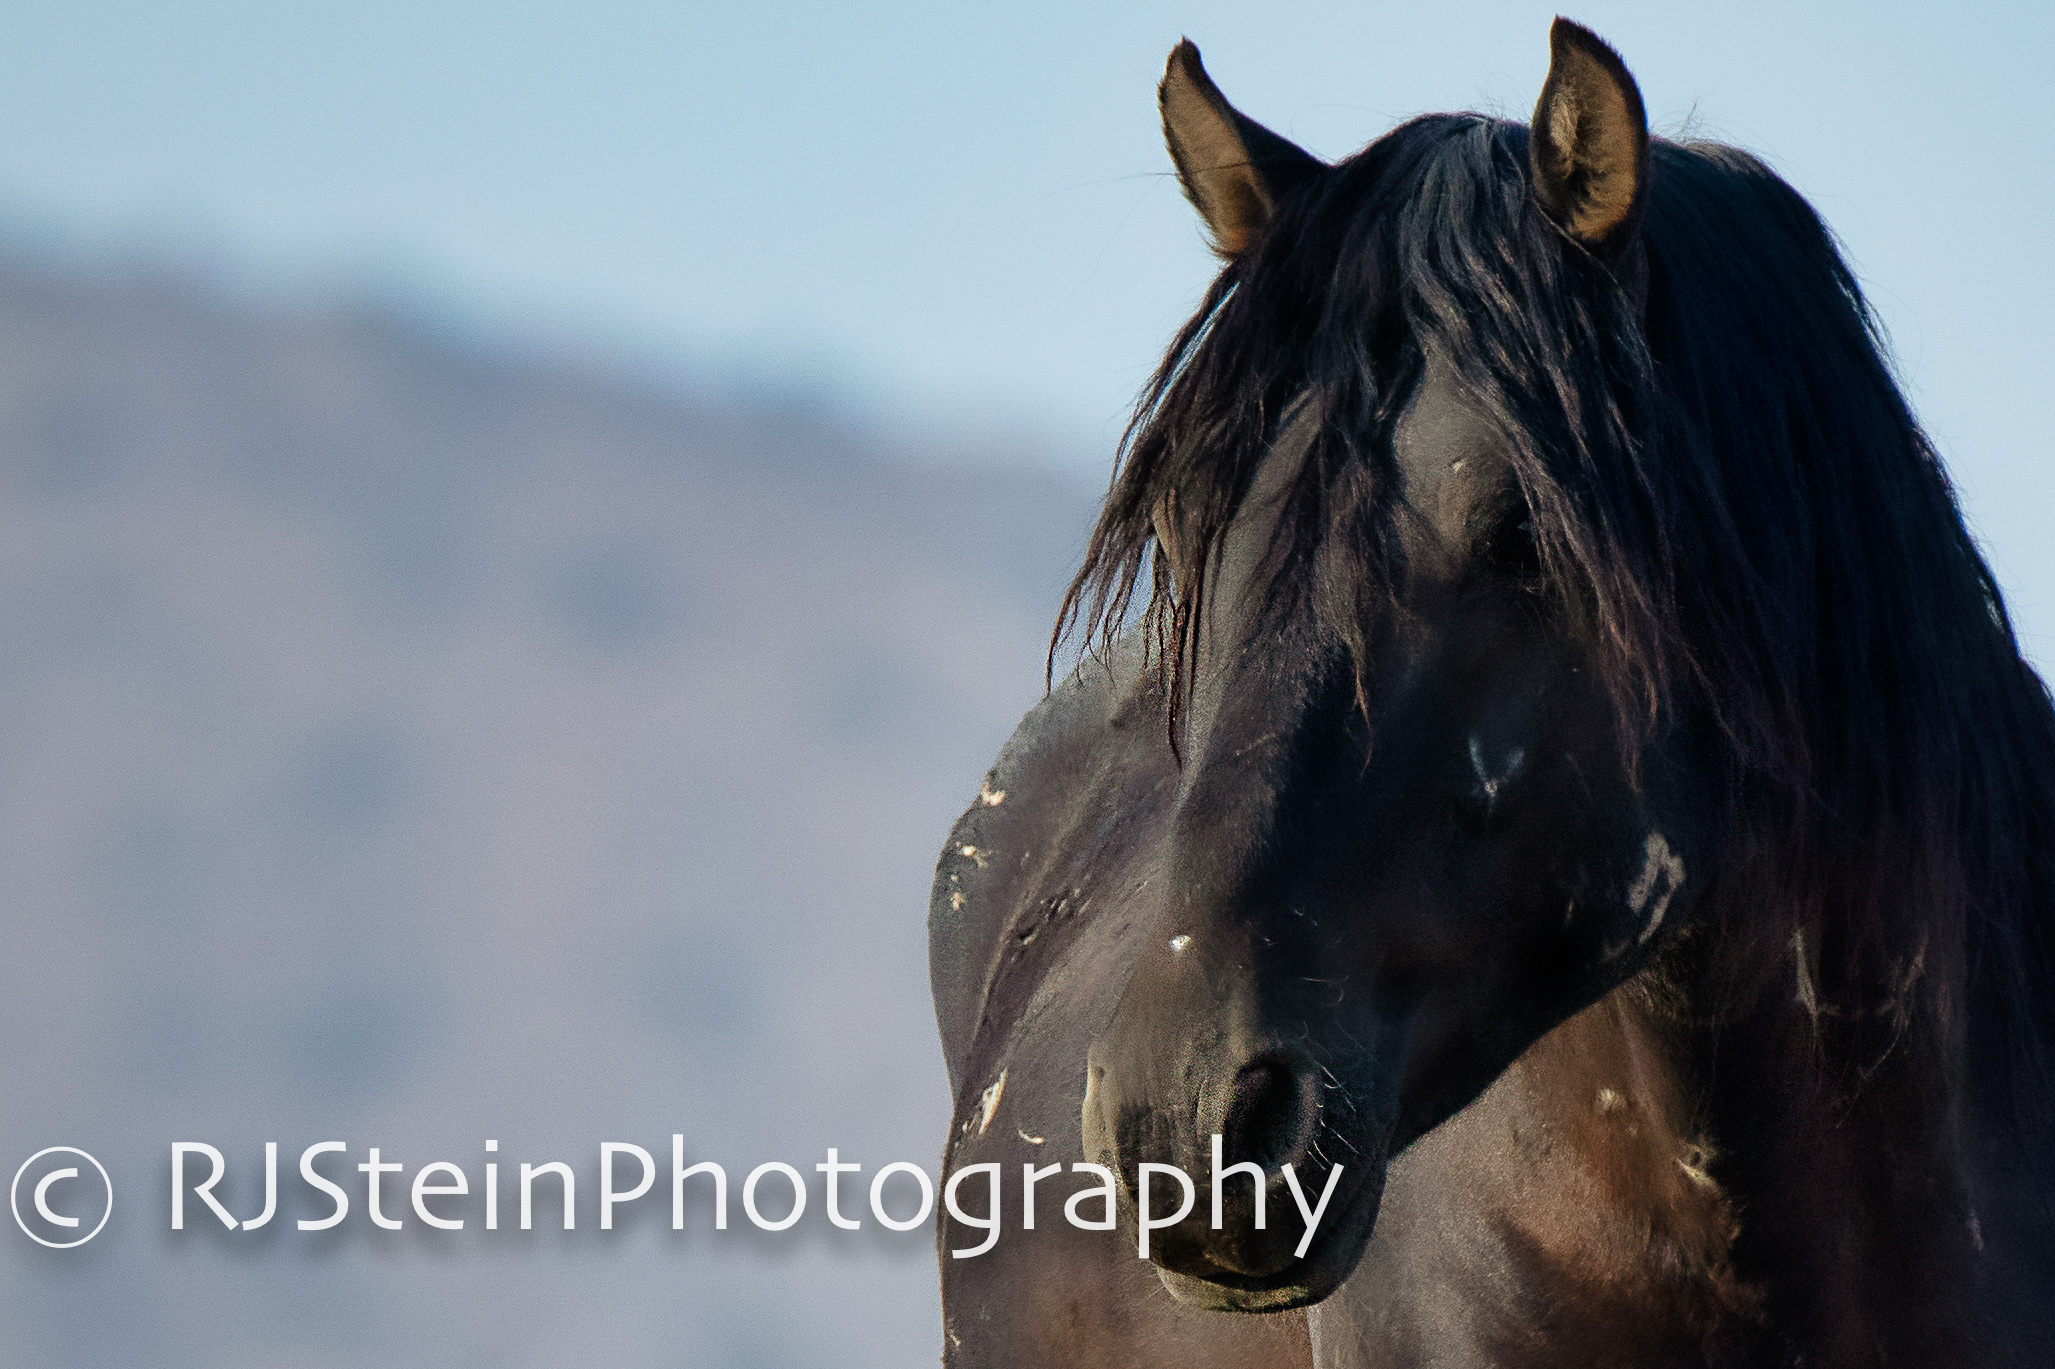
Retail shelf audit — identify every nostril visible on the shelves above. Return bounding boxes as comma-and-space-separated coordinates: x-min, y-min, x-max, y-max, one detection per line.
1221, 1056, 1320, 1170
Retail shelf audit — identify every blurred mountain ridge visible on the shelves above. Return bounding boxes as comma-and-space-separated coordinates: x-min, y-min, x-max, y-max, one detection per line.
0, 246, 1104, 1367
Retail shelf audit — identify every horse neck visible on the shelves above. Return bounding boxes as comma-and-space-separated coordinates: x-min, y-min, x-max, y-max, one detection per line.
1317, 986, 1765, 1367
1660, 890, 1992, 1364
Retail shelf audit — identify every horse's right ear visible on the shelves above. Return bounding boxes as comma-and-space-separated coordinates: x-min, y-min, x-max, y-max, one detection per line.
1160, 40, 1325, 257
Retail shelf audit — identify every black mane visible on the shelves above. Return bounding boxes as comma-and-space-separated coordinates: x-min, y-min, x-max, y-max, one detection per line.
1058, 113, 2055, 1131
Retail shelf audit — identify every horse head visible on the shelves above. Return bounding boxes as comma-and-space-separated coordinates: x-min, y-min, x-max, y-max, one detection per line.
1078, 21, 1709, 1311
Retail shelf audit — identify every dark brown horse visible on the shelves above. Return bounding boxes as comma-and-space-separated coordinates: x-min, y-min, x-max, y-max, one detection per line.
930, 20, 2055, 1367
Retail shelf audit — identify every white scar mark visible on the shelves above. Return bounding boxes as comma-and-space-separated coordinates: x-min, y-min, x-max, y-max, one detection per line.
977, 779, 1007, 807
958, 844, 988, 868
1675, 1141, 1721, 1194
1169, 934, 1192, 954
1629, 832, 1685, 944
1468, 736, 1527, 811
977, 1071, 1007, 1135
1017, 1128, 1045, 1146
1792, 927, 1820, 1026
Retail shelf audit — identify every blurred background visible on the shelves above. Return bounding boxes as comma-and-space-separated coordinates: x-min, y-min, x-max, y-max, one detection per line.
0, 3, 2047, 1365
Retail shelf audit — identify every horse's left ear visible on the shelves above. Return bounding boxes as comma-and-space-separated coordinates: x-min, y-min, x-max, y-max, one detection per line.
1530, 18, 1649, 261
1160, 40, 1326, 257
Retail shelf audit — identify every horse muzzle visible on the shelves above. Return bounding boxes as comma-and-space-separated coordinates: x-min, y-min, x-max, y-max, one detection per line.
1081, 1037, 1392, 1311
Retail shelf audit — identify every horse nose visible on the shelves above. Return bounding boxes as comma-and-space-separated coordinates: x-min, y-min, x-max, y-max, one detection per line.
1219, 1054, 1322, 1171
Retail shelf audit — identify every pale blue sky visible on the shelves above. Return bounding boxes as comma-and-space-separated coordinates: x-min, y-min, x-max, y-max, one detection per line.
0, 1, 2050, 632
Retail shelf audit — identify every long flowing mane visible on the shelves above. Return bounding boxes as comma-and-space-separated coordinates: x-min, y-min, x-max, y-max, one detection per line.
1058, 114, 2055, 1137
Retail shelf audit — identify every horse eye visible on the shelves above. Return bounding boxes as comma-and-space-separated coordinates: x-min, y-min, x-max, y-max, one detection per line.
1484, 506, 1541, 576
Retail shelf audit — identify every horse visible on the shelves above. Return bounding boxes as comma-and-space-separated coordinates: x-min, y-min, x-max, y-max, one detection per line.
928, 19, 2055, 1367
